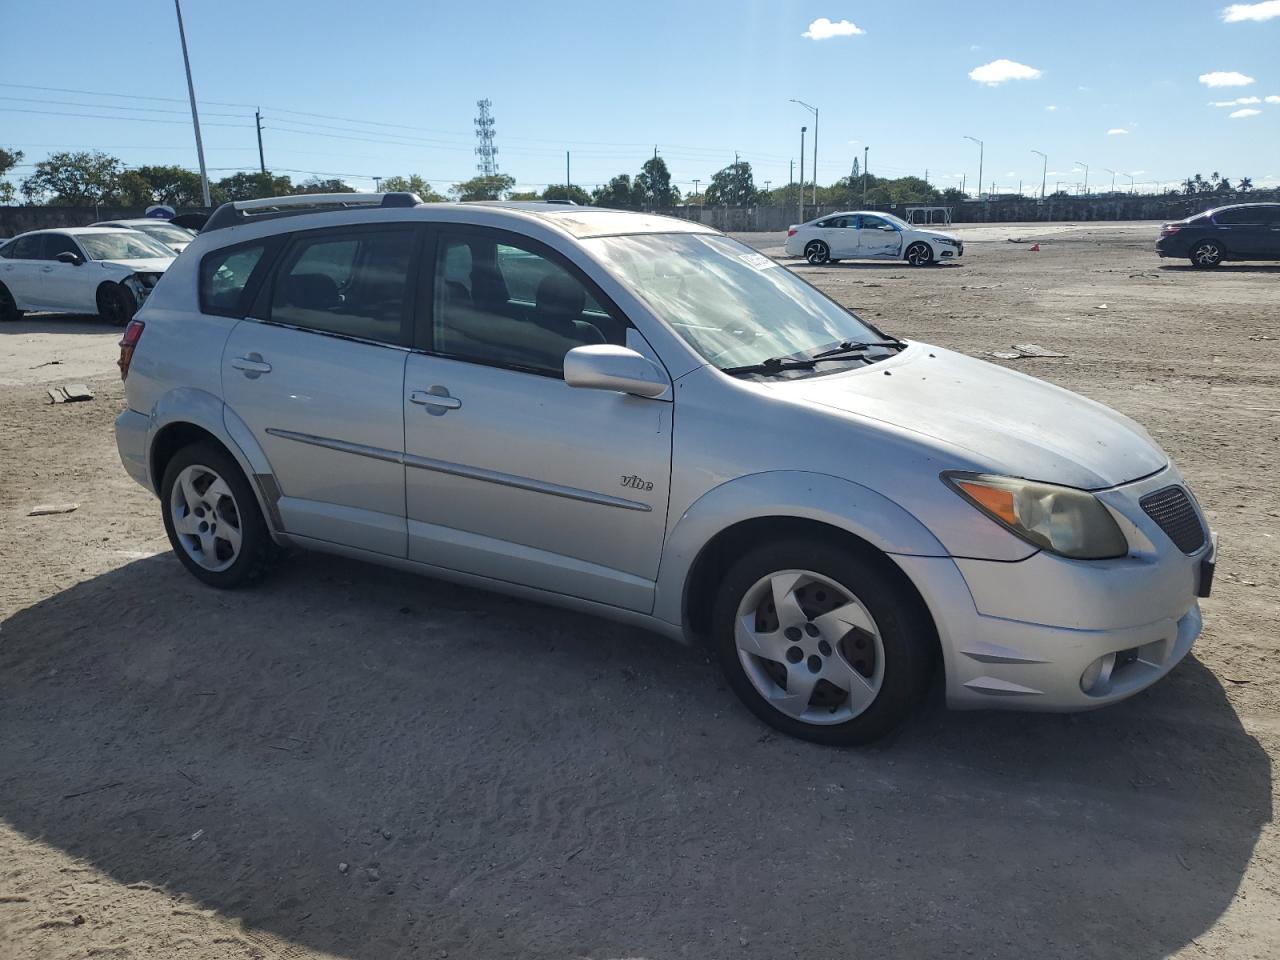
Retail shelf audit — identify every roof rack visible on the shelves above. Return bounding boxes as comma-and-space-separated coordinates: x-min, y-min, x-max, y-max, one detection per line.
201, 191, 421, 233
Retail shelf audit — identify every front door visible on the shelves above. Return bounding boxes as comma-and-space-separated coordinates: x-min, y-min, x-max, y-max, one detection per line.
402, 227, 673, 612
220, 224, 419, 557
40, 233, 100, 312
1212, 207, 1271, 257
855, 215, 902, 259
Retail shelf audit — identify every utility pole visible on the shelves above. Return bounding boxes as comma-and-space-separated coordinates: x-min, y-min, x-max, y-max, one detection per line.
173, 0, 210, 207
1031, 149, 1047, 200
862, 146, 869, 205
789, 99, 818, 208
1124, 173, 1135, 193
1103, 167, 1116, 192
566, 151, 571, 195
255, 108, 266, 174
1075, 160, 1089, 195
963, 135, 983, 202
799, 127, 806, 218
373, 177, 382, 191
692, 178, 700, 204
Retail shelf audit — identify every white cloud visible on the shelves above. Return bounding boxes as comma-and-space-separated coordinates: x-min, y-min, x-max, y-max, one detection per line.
1229, 107, 1262, 117
968, 59, 1042, 85
1107, 128, 1129, 135
1045, 104, 1058, 111
802, 18, 865, 39
1199, 71, 1256, 87
1222, 1, 1280, 22
1210, 96, 1262, 105
1267, 95, 1280, 103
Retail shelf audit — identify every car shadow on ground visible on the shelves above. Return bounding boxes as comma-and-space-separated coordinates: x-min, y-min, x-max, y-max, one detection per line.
0, 314, 115, 335
789, 260, 964, 271
1158, 263, 1280, 274
0, 553, 1269, 960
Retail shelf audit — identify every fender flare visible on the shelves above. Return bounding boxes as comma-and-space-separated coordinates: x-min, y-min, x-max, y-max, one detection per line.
652, 470, 948, 628
147, 388, 282, 536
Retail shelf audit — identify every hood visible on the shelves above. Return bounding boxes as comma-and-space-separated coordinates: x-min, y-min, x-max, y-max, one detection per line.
770, 344, 1167, 490
103, 256, 174, 273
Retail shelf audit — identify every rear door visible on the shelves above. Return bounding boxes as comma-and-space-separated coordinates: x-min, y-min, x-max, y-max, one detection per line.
40, 233, 99, 312
1262, 206, 1280, 258
220, 224, 420, 557
401, 225, 672, 612
0, 234, 46, 307
1212, 207, 1269, 256
855, 215, 902, 259
823, 216, 859, 258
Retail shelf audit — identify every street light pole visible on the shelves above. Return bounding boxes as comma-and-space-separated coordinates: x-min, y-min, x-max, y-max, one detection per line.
790, 99, 818, 208
173, 0, 211, 207
799, 126, 806, 219
1031, 149, 1047, 200
1103, 167, 1116, 193
1124, 173, 1135, 193
863, 146, 869, 205
1075, 160, 1089, 195
963, 135, 983, 201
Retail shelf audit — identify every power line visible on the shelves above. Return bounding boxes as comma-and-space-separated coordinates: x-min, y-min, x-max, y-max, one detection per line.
0, 107, 253, 128
0, 81, 255, 109
0, 94, 247, 120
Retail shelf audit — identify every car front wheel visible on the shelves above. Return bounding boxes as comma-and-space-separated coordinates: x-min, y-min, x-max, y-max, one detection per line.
96, 282, 138, 326
161, 442, 278, 588
0, 283, 22, 322
804, 240, 831, 265
905, 242, 934, 266
1190, 240, 1223, 268
712, 540, 934, 745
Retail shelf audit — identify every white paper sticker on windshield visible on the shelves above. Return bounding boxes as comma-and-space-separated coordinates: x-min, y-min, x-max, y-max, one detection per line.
738, 252, 777, 270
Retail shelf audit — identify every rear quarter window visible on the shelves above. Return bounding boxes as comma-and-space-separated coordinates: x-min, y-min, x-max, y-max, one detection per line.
199, 241, 272, 317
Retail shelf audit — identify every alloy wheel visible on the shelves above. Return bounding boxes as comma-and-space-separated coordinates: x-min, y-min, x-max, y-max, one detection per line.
1192, 243, 1221, 267
805, 242, 830, 265
906, 242, 933, 266
168, 464, 244, 572
733, 569, 885, 725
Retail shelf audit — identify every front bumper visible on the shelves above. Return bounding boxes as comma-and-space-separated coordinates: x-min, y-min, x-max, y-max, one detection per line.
115, 408, 153, 492
895, 465, 1212, 712
936, 241, 963, 260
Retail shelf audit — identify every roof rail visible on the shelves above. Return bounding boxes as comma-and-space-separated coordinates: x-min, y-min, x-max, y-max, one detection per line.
201, 191, 421, 233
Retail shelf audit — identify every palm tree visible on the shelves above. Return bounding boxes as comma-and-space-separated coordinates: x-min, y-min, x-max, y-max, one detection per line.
1239, 176, 1254, 192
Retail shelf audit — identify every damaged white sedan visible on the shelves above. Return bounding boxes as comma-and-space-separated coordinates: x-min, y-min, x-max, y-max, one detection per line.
0, 227, 175, 325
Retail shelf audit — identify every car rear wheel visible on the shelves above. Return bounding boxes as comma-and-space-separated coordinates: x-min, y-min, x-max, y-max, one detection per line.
905, 242, 934, 266
1190, 241, 1223, 268
96, 282, 138, 326
712, 540, 934, 745
804, 240, 831, 265
0, 283, 22, 322
160, 442, 278, 588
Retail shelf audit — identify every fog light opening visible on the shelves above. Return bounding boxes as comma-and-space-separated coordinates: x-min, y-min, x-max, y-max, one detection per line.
1080, 652, 1118, 695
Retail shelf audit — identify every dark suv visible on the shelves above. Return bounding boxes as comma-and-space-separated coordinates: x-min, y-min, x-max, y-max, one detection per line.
1157, 202, 1280, 267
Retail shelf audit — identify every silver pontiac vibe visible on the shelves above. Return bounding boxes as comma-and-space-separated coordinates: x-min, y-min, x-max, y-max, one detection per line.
114, 194, 1215, 745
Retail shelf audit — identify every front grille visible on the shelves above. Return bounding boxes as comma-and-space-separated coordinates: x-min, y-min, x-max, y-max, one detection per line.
1140, 486, 1206, 554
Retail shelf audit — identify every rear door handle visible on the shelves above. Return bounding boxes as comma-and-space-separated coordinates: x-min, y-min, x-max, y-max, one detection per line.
409, 388, 461, 415
231, 354, 272, 377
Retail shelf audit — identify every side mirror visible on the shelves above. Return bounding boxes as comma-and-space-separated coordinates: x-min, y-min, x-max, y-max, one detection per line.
56, 251, 84, 265
564, 345, 669, 399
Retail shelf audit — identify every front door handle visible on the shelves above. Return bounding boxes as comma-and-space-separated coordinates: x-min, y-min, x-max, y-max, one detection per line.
409, 388, 461, 415
231, 354, 272, 377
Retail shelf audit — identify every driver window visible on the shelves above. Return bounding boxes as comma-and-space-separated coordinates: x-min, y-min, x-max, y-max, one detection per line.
858, 215, 889, 230
42, 234, 82, 261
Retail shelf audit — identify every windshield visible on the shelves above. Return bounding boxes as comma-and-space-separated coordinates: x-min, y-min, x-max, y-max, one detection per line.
587, 233, 885, 369
78, 232, 174, 261
877, 212, 913, 230
135, 223, 195, 246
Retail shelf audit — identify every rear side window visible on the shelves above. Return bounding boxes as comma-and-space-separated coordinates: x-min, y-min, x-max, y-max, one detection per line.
200, 241, 270, 317
0, 240, 14, 259
268, 226, 414, 345
1213, 207, 1263, 225
11, 235, 43, 260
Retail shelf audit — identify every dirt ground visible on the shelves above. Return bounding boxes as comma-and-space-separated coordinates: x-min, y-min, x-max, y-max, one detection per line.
1, 223, 1277, 960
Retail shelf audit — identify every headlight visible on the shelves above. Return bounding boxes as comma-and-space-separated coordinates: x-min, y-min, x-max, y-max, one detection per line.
942, 472, 1128, 559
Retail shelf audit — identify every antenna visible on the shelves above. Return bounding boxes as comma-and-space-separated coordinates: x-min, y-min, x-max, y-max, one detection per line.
474, 99, 499, 177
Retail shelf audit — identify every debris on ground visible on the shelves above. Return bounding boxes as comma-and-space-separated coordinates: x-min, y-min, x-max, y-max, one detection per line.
28, 503, 79, 516
29, 359, 62, 369
1030, 243, 1040, 252
992, 343, 1069, 360
1096, 303, 1109, 310
47, 383, 94, 404
1248, 334, 1276, 341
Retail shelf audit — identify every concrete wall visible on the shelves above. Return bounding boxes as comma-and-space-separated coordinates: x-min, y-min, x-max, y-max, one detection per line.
0, 206, 167, 238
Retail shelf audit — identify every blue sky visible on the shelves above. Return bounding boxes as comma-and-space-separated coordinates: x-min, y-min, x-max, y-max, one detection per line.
3, 0, 1279, 196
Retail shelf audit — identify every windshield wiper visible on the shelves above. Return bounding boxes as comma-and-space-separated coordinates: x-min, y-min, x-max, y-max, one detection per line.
721, 356, 819, 376
810, 339, 905, 359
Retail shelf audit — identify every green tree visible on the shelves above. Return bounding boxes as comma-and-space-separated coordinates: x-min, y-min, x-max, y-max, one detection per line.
508, 190, 540, 200
121, 164, 205, 207
0, 147, 24, 204
450, 174, 515, 201
21, 150, 124, 205
636, 156, 680, 208
293, 177, 356, 195
592, 174, 642, 210
1239, 176, 1254, 192
541, 183, 591, 204
379, 174, 445, 202
212, 171, 294, 203
703, 161, 758, 207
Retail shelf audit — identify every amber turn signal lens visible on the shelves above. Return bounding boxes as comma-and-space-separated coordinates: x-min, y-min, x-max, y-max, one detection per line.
956, 480, 1018, 526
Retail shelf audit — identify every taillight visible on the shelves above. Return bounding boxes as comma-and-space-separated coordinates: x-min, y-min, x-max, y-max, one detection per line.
118, 319, 144, 380
1160, 223, 1182, 237
787, 227, 797, 237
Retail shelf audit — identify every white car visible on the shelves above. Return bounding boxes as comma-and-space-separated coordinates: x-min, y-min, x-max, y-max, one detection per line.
0, 227, 176, 325
784, 211, 963, 266
91, 217, 198, 254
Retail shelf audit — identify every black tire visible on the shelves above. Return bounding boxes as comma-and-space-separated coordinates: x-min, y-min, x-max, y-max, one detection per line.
712, 539, 934, 746
1190, 240, 1223, 269
804, 240, 831, 265
0, 282, 22, 322
905, 242, 934, 267
160, 441, 279, 588
96, 282, 137, 326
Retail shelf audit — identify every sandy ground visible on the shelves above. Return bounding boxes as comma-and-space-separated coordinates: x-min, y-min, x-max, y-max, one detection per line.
1, 223, 1277, 960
